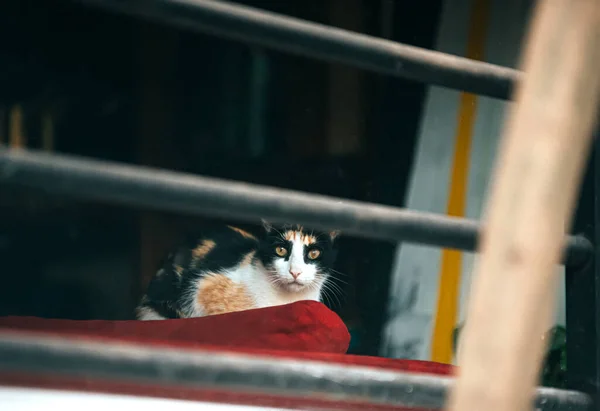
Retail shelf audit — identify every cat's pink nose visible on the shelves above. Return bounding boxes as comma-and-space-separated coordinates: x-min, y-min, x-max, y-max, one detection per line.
289, 269, 302, 279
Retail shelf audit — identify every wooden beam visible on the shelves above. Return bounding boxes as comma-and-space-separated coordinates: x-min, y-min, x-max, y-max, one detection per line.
448, 2, 600, 411
0, 106, 6, 145
9, 104, 25, 149
41, 110, 54, 152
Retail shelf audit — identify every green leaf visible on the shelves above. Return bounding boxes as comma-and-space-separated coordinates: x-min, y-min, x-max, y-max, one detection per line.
452, 324, 463, 354
547, 326, 566, 351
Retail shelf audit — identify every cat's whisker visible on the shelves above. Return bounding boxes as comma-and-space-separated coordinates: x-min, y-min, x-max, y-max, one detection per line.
322, 290, 333, 308
319, 286, 333, 308
326, 279, 347, 294
306, 280, 329, 306
329, 268, 348, 277
327, 275, 349, 286
328, 286, 346, 305
268, 278, 283, 287
327, 279, 345, 301
323, 279, 342, 294
315, 272, 347, 289
328, 288, 342, 310
321, 282, 342, 309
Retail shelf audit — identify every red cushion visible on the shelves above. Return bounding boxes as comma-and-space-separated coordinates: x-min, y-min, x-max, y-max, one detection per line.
0, 300, 350, 354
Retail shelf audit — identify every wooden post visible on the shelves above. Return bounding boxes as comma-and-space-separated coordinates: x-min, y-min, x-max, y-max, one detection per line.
448, 2, 600, 411
41, 110, 55, 152
0, 106, 6, 145
9, 104, 26, 149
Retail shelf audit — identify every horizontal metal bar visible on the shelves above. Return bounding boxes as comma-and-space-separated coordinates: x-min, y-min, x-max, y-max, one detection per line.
0, 147, 592, 267
74, 0, 521, 100
0, 331, 593, 410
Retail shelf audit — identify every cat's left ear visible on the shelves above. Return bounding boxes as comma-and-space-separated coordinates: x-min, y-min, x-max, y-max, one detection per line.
261, 219, 273, 233
329, 230, 341, 241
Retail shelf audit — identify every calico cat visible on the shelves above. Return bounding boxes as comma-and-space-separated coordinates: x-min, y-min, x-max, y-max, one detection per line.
136, 221, 340, 320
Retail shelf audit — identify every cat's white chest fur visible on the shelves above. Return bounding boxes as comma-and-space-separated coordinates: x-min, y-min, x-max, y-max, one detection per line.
190, 262, 322, 317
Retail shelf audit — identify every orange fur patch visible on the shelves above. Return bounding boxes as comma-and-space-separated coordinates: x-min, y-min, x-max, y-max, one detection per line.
240, 250, 256, 266
283, 230, 317, 245
192, 239, 216, 260
227, 225, 257, 240
174, 265, 184, 276
196, 274, 256, 316
303, 234, 317, 245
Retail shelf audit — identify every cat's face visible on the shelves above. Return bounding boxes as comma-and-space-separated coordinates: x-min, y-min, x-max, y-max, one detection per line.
257, 221, 339, 293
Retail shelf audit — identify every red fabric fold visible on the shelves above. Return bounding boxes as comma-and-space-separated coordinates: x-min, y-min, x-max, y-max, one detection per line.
0, 300, 350, 354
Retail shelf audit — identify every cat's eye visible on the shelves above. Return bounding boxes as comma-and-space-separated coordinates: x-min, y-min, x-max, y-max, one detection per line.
275, 246, 288, 257
307, 249, 321, 260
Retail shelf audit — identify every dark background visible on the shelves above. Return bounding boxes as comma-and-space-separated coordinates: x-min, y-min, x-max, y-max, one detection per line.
0, 0, 443, 356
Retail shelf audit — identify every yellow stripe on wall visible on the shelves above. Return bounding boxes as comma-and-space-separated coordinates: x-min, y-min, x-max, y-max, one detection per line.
431, 0, 491, 364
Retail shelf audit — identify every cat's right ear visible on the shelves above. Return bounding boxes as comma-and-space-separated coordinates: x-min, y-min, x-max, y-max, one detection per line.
329, 230, 341, 241
261, 219, 273, 233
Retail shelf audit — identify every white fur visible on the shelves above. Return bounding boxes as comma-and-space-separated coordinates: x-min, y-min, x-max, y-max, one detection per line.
136, 306, 166, 321
186, 235, 325, 318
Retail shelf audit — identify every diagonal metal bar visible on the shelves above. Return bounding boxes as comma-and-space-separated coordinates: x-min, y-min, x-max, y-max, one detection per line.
0, 147, 592, 267
73, 0, 521, 100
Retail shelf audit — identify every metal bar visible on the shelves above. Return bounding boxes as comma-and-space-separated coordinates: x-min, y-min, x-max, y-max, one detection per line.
0, 147, 592, 266
73, 0, 521, 100
566, 133, 600, 400
0, 330, 593, 410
